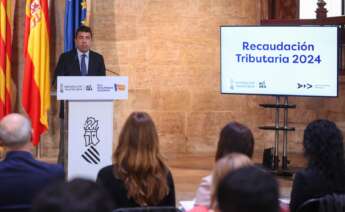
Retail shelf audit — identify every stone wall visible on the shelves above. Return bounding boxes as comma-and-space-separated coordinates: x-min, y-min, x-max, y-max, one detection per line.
9, 1, 345, 162
90, 0, 270, 156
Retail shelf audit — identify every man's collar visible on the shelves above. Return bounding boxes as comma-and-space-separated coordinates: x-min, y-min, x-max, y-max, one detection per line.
76, 49, 90, 57
5, 151, 33, 159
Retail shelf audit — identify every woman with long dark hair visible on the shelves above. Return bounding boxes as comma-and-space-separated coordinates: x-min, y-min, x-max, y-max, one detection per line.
191, 121, 254, 210
290, 119, 345, 212
97, 112, 175, 209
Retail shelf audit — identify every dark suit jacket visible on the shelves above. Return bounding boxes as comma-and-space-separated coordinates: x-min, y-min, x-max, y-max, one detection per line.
53, 49, 106, 118
290, 168, 345, 212
97, 165, 176, 209
0, 151, 65, 207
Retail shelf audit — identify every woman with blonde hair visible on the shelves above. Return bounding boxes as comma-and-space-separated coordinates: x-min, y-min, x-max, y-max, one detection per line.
189, 153, 252, 212
97, 112, 175, 209
210, 153, 253, 210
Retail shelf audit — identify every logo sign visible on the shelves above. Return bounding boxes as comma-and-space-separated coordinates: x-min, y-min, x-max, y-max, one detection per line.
60, 83, 64, 93
297, 83, 312, 89
259, 81, 267, 88
81, 117, 101, 165
86, 85, 92, 91
114, 83, 126, 91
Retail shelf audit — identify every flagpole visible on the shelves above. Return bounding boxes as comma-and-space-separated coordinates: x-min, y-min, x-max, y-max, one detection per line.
36, 143, 42, 159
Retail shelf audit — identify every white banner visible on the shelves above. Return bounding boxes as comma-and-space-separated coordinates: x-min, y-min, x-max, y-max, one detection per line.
57, 76, 128, 100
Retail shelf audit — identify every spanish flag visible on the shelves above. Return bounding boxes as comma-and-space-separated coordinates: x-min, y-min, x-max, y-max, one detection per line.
0, 0, 15, 119
22, 0, 51, 145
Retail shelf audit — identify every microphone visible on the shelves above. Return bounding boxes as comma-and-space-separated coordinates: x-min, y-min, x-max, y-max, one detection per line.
106, 69, 120, 76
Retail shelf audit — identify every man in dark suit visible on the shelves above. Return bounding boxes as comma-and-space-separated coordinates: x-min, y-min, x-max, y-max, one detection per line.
54, 25, 106, 117
0, 113, 65, 208
53, 25, 106, 164
54, 25, 106, 80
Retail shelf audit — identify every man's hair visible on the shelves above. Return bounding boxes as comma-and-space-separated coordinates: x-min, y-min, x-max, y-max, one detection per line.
217, 166, 279, 212
0, 113, 31, 147
75, 25, 93, 38
215, 122, 254, 161
32, 178, 113, 212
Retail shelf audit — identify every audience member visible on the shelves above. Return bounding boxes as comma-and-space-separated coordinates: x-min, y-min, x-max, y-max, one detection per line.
193, 122, 254, 208
32, 178, 113, 212
0, 113, 64, 208
217, 166, 279, 212
289, 119, 345, 212
97, 112, 175, 208
210, 153, 253, 210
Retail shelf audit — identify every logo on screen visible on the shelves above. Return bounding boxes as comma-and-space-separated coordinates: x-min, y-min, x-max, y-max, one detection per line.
297, 83, 312, 89
229, 79, 235, 90
259, 81, 267, 88
81, 117, 101, 165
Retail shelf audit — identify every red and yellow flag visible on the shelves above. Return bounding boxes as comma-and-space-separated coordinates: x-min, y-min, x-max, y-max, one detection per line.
0, 0, 15, 119
22, 0, 51, 145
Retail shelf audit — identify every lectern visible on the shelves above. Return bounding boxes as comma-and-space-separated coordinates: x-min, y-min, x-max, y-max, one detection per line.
57, 76, 128, 180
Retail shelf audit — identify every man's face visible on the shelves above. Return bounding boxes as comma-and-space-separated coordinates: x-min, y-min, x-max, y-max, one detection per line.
75, 31, 92, 52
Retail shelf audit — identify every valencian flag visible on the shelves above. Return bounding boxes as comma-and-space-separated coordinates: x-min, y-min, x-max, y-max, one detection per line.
22, 0, 51, 145
0, 0, 15, 119
64, 0, 91, 52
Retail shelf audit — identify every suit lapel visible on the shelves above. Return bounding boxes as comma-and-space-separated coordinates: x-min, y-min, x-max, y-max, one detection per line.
88, 51, 94, 76
72, 49, 81, 76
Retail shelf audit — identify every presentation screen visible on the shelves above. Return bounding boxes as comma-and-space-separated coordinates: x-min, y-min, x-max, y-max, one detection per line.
220, 26, 339, 97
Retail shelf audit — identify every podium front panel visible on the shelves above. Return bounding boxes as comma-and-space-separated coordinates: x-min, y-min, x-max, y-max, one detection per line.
68, 100, 113, 180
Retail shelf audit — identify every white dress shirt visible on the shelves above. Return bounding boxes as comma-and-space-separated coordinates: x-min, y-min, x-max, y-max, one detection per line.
77, 49, 89, 74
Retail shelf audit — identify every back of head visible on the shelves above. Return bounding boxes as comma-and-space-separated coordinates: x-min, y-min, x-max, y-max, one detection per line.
215, 122, 254, 161
115, 112, 161, 161
217, 166, 279, 212
0, 113, 31, 148
211, 153, 253, 209
303, 119, 345, 185
32, 178, 113, 212
113, 112, 169, 206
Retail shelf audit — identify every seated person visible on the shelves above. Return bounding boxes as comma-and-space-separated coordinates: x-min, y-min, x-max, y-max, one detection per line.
210, 153, 253, 210
193, 122, 254, 208
97, 112, 175, 209
0, 113, 64, 208
217, 166, 279, 212
189, 153, 252, 212
289, 119, 345, 212
32, 178, 113, 212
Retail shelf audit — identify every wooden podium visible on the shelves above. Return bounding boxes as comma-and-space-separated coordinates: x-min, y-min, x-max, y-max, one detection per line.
57, 76, 128, 180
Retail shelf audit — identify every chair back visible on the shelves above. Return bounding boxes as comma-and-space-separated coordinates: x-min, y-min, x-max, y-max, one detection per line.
113, 206, 182, 212
297, 198, 319, 212
297, 193, 345, 212
0, 204, 31, 212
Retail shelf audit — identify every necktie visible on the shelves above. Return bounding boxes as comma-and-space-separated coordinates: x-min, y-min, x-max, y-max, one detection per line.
81, 54, 87, 76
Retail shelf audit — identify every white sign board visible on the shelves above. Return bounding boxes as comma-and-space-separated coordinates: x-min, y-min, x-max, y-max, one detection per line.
57, 76, 128, 100
68, 101, 113, 180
